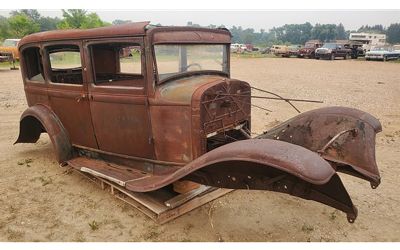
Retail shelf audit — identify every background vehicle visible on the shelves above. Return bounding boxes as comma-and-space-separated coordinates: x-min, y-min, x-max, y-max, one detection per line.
298, 40, 322, 58
16, 23, 382, 223
349, 32, 386, 52
270, 45, 289, 56
365, 46, 400, 61
231, 43, 248, 53
0, 38, 21, 62
281, 45, 302, 57
315, 42, 352, 60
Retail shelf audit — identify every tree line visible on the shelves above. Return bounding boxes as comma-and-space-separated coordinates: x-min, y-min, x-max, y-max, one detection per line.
1, 9, 399, 46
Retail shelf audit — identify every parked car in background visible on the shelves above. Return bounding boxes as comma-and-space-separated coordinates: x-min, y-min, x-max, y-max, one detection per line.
348, 42, 365, 59
365, 47, 400, 61
0, 38, 21, 62
315, 43, 352, 60
230, 43, 248, 53
270, 45, 289, 57
260, 47, 271, 54
281, 45, 302, 57
298, 40, 322, 58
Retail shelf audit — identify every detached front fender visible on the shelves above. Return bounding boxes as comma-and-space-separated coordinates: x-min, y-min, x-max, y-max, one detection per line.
125, 139, 358, 222
256, 106, 382, 188
15, 105, 72, 163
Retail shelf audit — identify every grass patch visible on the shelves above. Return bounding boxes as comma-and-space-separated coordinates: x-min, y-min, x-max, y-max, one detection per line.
231, 52, 277, 59
0, 61, 19, 68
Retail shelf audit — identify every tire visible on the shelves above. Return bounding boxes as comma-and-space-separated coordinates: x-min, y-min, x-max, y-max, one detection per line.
330, 53, 335, 60
344, 54, 350, 60
383, 56, 388, 62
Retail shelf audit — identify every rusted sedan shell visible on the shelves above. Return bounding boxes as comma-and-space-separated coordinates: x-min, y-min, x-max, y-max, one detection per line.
257, 106, 382, 187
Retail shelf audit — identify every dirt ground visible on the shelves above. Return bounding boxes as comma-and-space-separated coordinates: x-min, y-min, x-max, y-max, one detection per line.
1, 57, 399, 242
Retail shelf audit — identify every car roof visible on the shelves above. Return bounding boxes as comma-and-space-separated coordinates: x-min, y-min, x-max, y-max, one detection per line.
19, 21, 231, 48
19, 21, 150, 48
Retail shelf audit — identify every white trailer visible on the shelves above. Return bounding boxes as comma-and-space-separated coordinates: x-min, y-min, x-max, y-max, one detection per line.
349, 33, 386, 51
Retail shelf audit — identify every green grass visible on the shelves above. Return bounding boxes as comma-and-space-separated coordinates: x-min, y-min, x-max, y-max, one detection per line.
0, 61, 19, 68
231, 52, 278, 59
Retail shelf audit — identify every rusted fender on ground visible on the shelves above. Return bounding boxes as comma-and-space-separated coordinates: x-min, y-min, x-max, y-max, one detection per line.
125, 139, 358, 223
15, 104, 72, 163
256, 106, 382, 188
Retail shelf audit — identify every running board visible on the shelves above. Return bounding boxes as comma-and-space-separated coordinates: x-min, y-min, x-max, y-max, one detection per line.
67, 157, 151, 188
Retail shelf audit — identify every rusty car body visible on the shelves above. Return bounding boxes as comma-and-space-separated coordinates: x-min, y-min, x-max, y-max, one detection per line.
298, 40, 322, 59
16, 22, 382, 223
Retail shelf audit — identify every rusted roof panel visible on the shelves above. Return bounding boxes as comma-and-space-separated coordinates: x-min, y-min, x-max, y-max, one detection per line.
18, 21, 150, 48
150, 27, 231, 44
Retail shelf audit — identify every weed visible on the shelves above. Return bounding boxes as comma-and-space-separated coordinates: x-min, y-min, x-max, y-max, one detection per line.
329, 211, 337, 221
74, 232, 86, 242
301, 224, 314, 233
39, 176, 52, 186
88, 220, 99, 231
6, 228, 25, 241
17, 158, 33, 167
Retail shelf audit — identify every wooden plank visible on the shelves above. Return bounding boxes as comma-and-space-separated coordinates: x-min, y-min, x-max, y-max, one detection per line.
73, 169, 233, 224
156, 188, 233, 224
164, 185, 211, 209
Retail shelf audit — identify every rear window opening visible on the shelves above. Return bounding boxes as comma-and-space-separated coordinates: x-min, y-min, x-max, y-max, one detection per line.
90, 43, 142, 87
22, 47, 45, 83
46, 45, 83, 85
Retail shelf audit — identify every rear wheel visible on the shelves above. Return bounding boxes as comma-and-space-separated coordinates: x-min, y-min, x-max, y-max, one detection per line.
344, 53, 350, 60
383, 56, 388, 62
330, 53, 335, 60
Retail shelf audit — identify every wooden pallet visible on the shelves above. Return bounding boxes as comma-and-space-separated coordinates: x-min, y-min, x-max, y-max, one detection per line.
76, 170, 233, 224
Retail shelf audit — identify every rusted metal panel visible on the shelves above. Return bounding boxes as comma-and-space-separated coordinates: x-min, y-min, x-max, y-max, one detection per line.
150, 105, 193, 163
15, 104, 72, 163
151, 28, 231, 44
256, 106, 382, 187
18, 22, 150, 48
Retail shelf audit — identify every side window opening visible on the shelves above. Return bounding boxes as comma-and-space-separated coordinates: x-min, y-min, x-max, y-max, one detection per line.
90, 42, 142, 87
46, 45, 83, 85
23, 47, 45, 83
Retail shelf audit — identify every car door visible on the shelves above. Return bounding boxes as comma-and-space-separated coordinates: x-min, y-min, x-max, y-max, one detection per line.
337, 44, 347, 57
43, 41, 98, 148
83, 37, 154, 158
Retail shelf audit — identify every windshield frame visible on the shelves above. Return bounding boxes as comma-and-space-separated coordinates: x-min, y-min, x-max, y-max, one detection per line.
152, 43, 230, 85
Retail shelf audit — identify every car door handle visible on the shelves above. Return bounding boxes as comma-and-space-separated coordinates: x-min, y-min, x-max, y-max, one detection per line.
75, 94, 86, 103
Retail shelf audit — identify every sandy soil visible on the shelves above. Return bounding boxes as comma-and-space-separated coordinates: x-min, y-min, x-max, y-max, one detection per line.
0, 57, 399, 242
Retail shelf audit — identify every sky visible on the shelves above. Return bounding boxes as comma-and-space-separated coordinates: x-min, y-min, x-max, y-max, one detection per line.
0, 10, 399, 31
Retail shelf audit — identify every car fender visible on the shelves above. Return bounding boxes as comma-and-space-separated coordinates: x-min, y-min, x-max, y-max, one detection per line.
124, 139, 358, 222
256, 106, 382, 188
15, 104, 72, 163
